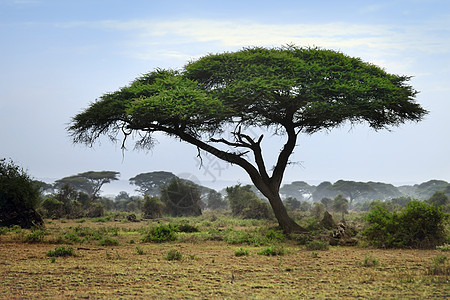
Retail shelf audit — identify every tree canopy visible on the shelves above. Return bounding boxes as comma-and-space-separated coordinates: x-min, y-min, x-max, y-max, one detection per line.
69, 46, 427, 233
0, 158, 43, 228
55, 171, 119, 199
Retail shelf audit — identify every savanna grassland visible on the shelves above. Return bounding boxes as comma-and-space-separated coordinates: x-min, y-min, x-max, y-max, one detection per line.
0, 213, 449, 299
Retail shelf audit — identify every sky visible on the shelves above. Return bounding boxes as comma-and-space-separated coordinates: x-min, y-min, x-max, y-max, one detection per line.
1, 0, 449, 195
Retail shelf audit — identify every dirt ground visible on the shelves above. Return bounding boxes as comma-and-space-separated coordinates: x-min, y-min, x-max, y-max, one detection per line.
0, 220, 449, 299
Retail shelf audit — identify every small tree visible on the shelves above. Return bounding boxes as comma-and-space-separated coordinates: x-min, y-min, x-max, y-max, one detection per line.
320, 197, 333, 211
206, 190, 227, 210
0, 158, 43, 228
284, 197, 301, 212
160, 178, 202, 217
226, 184, 272, 219
142, 195, 164, 218
427, 191, 449, 207
332, 194, 349, 221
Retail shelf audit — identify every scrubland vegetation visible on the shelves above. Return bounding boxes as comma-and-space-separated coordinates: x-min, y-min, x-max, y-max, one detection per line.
0, 211, 449, 298
2, 158, 450, 298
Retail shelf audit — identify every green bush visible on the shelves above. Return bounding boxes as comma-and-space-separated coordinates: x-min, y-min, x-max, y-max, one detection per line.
234, 248, 250, 257
226, 184, 272, 220
362, 200, 447, 248
305, 239, 329, 251
142, 224, 177, 243
264, 229, 286, 242
426, 255, 450, 275
142, 195, 165, 219
23, 228, 46, 243
166, 249, 182, 261
46, 246, 74, 257
176, 223, 199, 233
98, 237, 119, 246
0, 158, 43, 228
358, 255, 381, 267
257, 245, 285, 256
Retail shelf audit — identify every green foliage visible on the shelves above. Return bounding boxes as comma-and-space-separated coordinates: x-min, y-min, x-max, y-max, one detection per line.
310, 203, 325, 220
257, 245, 285, 256
223, 229, 266, 246
86, 202, 105, 218
362, 200, 447, 248
23, 228, 47, 243
305, 239, 330, 251
437, 244, 450, 251
175, 223, 199, 233
332, 194, 349, 220
40, 197, 63, 218
206, 190, 228, 210
264, 229, 286, 242
0, 158, 43, 228
226, 184, 272, 220
166, 249, 182, 261
427, 191, 449, 207
234, 248, 250, 257
142, 195, 164, 219
54, 171, 119, 200
358, 255, 381, 267
142, 224, 177, 243
46, 246, 75, 257
426, 255, 450, 275
160, 178, 202, 217
135, 246, 145, 255
98, 236, 119, 246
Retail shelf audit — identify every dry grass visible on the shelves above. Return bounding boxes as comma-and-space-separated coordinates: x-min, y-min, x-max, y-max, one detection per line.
0, 218, 449, 299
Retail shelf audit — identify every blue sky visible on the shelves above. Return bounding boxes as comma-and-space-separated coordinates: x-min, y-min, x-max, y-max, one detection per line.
1, 0, 449, 194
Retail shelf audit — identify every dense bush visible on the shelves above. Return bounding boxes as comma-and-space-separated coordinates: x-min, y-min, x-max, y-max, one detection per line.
142, 195, 164, 219
0, 158, 43, 228
47, 246, 75, 257
226, 184, 272, 220
362, 200, 448, 248
160, 178, 202, 217
142, 224, 177, 243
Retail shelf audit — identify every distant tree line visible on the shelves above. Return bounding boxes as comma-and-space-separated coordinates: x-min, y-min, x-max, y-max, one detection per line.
1, 158, 449, 228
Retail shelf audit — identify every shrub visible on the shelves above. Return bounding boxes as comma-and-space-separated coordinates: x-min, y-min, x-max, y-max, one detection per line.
0, 158, 43, 228
166, 249, 182, 261
176, 223, 199, 233
98, 237, 119, 246
264, 229, 286, 242
358, 255, 380, 267
23, 228, 46, 243
142, 224, 177, 243
362, 200, 447, 248
305, 239, 329, 251
437, 244, 450, 251
46, 246, 74, 257
160, 178, 202, 217
234, 248, 250, 257
142, 195, 165, 219
426, 255, 450, 275
226, 184, 272, 220
257, 245, 285, 256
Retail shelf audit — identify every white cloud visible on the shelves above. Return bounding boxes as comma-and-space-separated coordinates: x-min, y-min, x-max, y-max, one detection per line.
89, 18, 449, 57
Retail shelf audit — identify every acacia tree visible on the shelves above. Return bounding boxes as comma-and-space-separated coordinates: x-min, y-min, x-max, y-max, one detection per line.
55, 171, 119, 200
69, 46, 427, 233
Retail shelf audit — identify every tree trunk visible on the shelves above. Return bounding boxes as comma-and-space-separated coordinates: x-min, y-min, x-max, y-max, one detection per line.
266, 192, 308, 233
